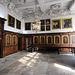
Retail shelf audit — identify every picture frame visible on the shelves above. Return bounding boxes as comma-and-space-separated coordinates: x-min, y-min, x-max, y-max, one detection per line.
33, 36, 39, 44
40, 20, 45, 25
28, 38, 32, 45
62, 18, 72, 29
47, 35, 53, 44
40, 36, 45, 44
46, 19, 50, 25
46, 26, 50, 31
6, 34, 11, 46
46, 19, 50, 31
52, 19, 61, 29
16, 19, 21, 29
54, 35, 60, 44
70, 35, 75, 44
62, 35, 69, 44
12, 35, 17, 45
41, 26, 45, 31
25, 22, 31, 30
8, 14, 15, 27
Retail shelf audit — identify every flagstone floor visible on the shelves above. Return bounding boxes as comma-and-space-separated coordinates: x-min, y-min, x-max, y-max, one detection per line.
0, 51, 75, 75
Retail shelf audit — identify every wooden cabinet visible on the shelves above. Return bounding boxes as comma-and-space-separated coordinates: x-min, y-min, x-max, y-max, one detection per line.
40, 36, 45, 44
46, 35, 53, 44
0, 17, 6, 57
32, 32, 75, 48
33, 36, 39, 44
54, 35, 60, 44
0, 17, 6, 39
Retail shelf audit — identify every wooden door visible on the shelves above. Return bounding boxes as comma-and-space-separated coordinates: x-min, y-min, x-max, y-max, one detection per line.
18, 37, 22, 51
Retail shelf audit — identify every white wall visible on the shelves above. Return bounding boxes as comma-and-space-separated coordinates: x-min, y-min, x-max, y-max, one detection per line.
0, 4, 24, 34
0, 3, 75, 34
23, 14, 75, 34
0, 4, 7, 19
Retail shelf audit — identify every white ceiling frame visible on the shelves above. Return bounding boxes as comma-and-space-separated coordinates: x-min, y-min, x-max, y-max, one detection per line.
11, 0, 74, 19
43, 0, 71, 6
15, 2, 37, 9
16, 4, 40, 10
69, 0, 75, 11
37, 0, 45, 13
16, 0, 71, 9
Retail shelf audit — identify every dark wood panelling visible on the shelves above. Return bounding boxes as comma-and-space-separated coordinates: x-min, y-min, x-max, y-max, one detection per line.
4, 45, 18, 56
59, 48, 72, 52
3, 31, 75, 57
1, 20, 75, 57
4, 32, 18, 57
0, 30, 26, 57
0, 17, 6, 57
32, 32, 75, 52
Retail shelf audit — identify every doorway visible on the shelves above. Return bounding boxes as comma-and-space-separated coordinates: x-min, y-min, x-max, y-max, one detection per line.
18, 37, 22, 51
0, 40, 1, 57
0, 39, 2, 57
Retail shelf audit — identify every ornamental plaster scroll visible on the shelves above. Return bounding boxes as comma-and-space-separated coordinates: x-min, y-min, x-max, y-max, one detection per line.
3, 0, 11, 3
7, 3, 23, 17
51, 3, 62, 10
48, 9, 70, 16
25, 8, 34, 13
19, 0, 26, 3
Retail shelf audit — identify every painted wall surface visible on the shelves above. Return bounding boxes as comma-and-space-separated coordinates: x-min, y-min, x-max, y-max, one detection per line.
0, 4, 24, 34
23, 14, 75, 34
0, 3, 75, 34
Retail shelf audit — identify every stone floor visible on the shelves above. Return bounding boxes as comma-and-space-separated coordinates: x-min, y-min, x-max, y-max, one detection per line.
0, 51, 75, 75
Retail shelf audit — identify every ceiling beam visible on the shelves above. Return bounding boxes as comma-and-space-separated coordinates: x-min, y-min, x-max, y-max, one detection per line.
15, 2, 37, 9
37, 0, 45, 13
16, 0, 71, 9
68, 0, 75, 11
43, 0, 71, 6
16, 5, 40, 10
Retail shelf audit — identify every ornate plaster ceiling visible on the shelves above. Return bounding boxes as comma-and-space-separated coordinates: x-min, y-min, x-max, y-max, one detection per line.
1, 0, 75, 20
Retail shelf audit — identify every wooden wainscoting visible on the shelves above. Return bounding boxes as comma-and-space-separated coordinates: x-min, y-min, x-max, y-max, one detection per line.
59, 48, 72, 52
1, 30, 75, 57
32, 32, 75, 52
1, 31, 26, 57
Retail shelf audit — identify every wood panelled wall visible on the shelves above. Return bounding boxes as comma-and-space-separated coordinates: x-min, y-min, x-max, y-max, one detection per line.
0, 17, 6, 57
4, 32, 18, 56
22, 36, 26, 50
1, 31, 26, 57
32, 32, 75, 52
1, 31, 75, 57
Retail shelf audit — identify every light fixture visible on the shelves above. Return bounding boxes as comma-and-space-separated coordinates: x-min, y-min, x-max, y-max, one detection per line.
32, 4, 41, 32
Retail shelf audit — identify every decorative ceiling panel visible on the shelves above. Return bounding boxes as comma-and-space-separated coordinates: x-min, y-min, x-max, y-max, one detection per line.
2, 0, 75, 19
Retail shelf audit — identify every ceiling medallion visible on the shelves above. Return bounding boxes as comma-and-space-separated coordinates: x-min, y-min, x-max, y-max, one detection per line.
51, 3, 61, 10
3, 0, 11, 3
19, 0, 25, 3
59, 9, 70, 15
26, 8, 34, 13
47, 9, 70, 16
